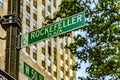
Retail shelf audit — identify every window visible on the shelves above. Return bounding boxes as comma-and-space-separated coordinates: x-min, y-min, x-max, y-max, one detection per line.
48, 39, 51, 47
48, 0, 51, 6
65, 76, 69, 80
48, 39, 51, 56
42, 16, 45, 23
48, 46, 51, 56
53, 42, 56, 48
70, 77, 73, 80
66, 60, 68, 65
60, 38, 63, 43
33, 44, 37, 61
70, 53, 73, 59
48, 58, 51, 66
54, 54, 57, 60
48, 11, 51, 17
33, 44, 37, 53
42, 54, 45, 68
33, 13, 37, 30
42, 60, 45, 68
54, 47, 57, 54
20, 1, 23, 18
60, 71, 63, 78
33, 6, 37, 14
42, 0, 45, 5
48, 0, 51, 16
34, 0, 37, 1
69, 59, 72, 65
61, 66, 64, 72
61, 43, 63, 49
20, 5, 23, 12
26, 18, 30, 25
33, 19, 37, 26
60, 48, 63, 53
26, 24, 30, 33
42, 4, 45, 11
42, 10, 45, 17
70, 69, 73, 77
26, 11, 30, 19
0, 0, 3, 7
26, 46, 30, 55
33, 25, 37, 30
42, 48, 45, 54
53, 6, 56, 13
41, 53, 45, 61
20, 12, 23, 19
66, 71, 69, 76
20, 0, 23, 5
33, 13, 37, 20
33, 52, 37, 61
54, 71, 57, 78
42, 41, 45, 54
41, 41, 45, 48
53, 0, 56, 8
65, 54, 68, 60
26, 5, 30, 12
48, 66, 51, 73
54, 56, 57, 65
33, 0, 37, 8
26, 0, 30, 6
61, 79, 64, 80
48, 59, 51, 73
65, 37, 68, 45
61, 55, 64, 60
48, 7, 51, 14
68, 36, 72, 43
65, 65, 68, 71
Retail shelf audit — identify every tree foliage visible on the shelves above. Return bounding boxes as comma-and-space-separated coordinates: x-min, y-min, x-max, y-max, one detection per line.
46, 0, 120, 79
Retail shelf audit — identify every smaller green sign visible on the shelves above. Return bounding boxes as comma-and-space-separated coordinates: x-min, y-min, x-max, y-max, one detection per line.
19, 61, 44, 80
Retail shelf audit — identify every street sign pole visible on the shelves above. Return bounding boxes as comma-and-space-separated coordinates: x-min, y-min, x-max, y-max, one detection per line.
0, 0, 21, 79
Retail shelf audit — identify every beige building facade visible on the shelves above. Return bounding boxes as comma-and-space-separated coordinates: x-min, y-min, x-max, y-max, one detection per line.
0, 0, 76, 80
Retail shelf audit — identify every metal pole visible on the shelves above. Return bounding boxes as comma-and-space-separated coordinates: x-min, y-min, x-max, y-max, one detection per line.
0, 0, 21, 79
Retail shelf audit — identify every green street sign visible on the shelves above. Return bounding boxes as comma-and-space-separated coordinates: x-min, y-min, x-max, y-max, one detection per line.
19, 61, 44, 80
21, 11, 85, 48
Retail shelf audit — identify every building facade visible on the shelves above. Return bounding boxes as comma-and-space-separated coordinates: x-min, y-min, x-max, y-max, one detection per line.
0, 0, 7, 71
0, 0, 76, 80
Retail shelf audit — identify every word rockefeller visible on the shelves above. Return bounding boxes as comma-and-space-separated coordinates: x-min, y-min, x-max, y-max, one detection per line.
21, 12, 85, 48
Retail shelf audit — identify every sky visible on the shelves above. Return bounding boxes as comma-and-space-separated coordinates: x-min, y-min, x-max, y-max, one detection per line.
76, 61, 90, 80
75, 30, 89, 80
75, 0, 98, 79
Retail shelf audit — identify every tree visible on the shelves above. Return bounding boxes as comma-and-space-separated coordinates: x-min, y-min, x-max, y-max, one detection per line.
46, 0, 120, 79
